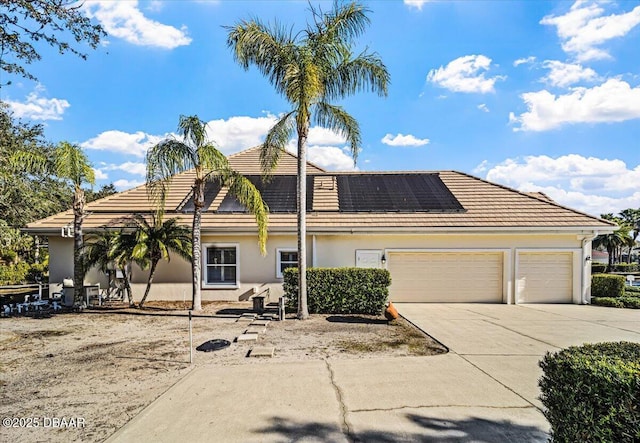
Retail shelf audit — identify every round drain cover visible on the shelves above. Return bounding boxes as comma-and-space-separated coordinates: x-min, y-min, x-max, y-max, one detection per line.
196, 339, 231, 352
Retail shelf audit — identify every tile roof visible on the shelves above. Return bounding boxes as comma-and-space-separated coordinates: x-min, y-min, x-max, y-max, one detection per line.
26, 148, 616, 234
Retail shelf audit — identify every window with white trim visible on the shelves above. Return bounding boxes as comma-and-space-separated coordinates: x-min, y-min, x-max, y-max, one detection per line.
276, 248, 298, 278
204, 244, 238, 287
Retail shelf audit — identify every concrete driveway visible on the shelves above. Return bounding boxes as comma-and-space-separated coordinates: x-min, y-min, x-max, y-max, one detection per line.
398, 303, 640, 410
107, 304, 639, 442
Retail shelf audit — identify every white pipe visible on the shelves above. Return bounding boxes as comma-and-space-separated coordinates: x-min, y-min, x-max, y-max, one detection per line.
581, 232, 598, 304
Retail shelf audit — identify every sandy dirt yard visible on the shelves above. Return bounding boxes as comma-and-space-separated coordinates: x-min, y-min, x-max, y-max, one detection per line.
0, 301, 446, 442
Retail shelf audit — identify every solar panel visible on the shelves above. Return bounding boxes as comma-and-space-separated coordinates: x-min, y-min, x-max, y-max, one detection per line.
217, 175, 314, 213
336, 174, 464, 212
178, 181, 221, 213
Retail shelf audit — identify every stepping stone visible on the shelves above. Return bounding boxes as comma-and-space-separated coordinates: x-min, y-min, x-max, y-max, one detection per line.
250, 320, 270, 326
245, 326, 266, 334
236, 334, 258, 342
249, 346, 275, 358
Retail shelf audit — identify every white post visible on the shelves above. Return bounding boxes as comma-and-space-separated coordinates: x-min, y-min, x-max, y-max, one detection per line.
189, 310, 193, 364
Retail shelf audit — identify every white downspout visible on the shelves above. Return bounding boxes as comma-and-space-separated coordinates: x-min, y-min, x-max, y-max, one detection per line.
581, 232, 598, 304
312, 235, 317, 268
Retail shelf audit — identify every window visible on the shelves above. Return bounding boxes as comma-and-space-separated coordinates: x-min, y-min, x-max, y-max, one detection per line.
276, 249, 298, 278
204, 244, 238, 287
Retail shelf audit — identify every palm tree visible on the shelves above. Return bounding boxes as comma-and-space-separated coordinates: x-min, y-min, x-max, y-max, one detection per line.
11, 141, 95, 304
81, 229, 136, 306
594, 224, 630, 271
227, 1, 389, 319
146, 115, 268, 311
619, 208, 640, 263
124, 213, 192, 308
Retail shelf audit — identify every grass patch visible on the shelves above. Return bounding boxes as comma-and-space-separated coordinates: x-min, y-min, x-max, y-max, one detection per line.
20, 329, 71, 339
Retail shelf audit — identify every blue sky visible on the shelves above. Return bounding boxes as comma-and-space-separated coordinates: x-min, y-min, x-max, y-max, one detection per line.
2, 0, 639, 217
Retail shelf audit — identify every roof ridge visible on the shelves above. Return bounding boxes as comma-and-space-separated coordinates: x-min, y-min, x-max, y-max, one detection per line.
449, 170, 617, 227
228, 145, 327, 172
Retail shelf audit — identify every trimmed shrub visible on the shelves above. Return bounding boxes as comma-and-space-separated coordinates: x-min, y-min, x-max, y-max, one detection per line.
612, 263, 640, 273
625, 286, 640, 295
592, 297, 625, 308
591, 263, 607, 274
620, 297, 640, 309
592, 274, 625, 298
0, 262, 30, 285
283, 267, 391, 315
539, 342, 640, 443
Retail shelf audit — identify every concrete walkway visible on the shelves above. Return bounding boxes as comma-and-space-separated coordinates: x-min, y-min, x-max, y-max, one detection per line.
106, 304, 639, 442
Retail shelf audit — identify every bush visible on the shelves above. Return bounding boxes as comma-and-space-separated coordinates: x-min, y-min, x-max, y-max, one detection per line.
625, 286, 640, 295
592, 274, 625, 298
611, 263, 640, 273
591, 263, 607, 274
283, 267, 391, 315
0, 262, 30, 285
539, 342, 640, 443
620, 297, 640, 309
592, 297, 625, 308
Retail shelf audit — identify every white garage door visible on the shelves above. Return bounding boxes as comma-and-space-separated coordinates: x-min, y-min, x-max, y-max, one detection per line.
388, 252, 504, 303
517, 252, 573, 303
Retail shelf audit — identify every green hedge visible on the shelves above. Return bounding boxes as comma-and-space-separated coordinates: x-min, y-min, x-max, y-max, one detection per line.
591, 263, 607, 274
626, 286, 640, 295
283, 267, 391, 315
592, 297, 625, 308
592, 274, 625, 298
0, 262, 30, 285
539, 342, 640, 443
611, 263, 640, 273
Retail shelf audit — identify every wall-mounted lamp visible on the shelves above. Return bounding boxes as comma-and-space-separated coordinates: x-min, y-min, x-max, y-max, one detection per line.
381, 254, 386, 265
585, 255, 591, 262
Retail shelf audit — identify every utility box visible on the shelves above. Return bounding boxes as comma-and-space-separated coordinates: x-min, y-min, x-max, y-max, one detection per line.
252, 295, 265, 314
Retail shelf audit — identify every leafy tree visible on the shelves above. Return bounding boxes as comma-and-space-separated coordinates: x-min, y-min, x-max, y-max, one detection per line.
227, 1, 389, 318
11, 141, 95, 304
0, 103, 72, 227
86, 183, 117, 203
124, 213, 192, 308
0, 0, 105, 84
146, 115, 269, 311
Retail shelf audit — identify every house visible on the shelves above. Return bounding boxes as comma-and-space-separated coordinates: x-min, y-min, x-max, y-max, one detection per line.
26, 147, 616, 304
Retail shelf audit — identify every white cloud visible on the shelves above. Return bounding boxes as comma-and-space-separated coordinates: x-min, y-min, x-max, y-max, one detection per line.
480, 154, 640, 215
381, 133, 430, 147
83, 1, 191, 49
93, 169, 108, 180
307, 146, 357, 171
113, 179, 145, 191
404, 0, 430, 11
513, 56, 536, 67
205, 115, 277, 153
103, 162, 146, 176
427, 55, 505, 93
542, 60, 598, 87
307, 126, 347, 146
541, 1, 640, 62
477, 103, 490, 113
6, 88, 70, 121
510, 79, 640, 131
81, 130, 165, 158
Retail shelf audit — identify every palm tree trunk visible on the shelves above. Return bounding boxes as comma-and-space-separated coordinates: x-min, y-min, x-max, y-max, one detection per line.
192, 182, 204, 311
120, 266, 134, 306
72, 187, 85, 305
297, 124, 309, 320
139, 259, 158, 308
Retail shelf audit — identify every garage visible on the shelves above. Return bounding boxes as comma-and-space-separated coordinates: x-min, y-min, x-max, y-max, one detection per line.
516, 251, 574, 303
388, 251, 504, 303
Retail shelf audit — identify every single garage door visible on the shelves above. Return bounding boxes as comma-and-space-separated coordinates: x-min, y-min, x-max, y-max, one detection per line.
388, 252, 504, 303
517, 252, 573, 303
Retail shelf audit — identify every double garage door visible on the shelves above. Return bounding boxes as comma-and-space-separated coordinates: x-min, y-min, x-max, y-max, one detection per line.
388, 251, 573, 303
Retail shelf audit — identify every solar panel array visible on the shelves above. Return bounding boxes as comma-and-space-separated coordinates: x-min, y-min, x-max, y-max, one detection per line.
217, 175, 314, 213
179, 173, 464, 213
336, 174, 464, 212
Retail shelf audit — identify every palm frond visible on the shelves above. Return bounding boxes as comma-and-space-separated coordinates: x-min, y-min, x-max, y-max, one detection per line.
313, 102, 361, 164
178, 115, 207, 149
324, 52, 390, 100
224, 171, 269, 255
261, 111, 295, 177
9, 150, 49, 175
146, 139, 196, 213
226, 19, 296, 95
197, 143, 229, 174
